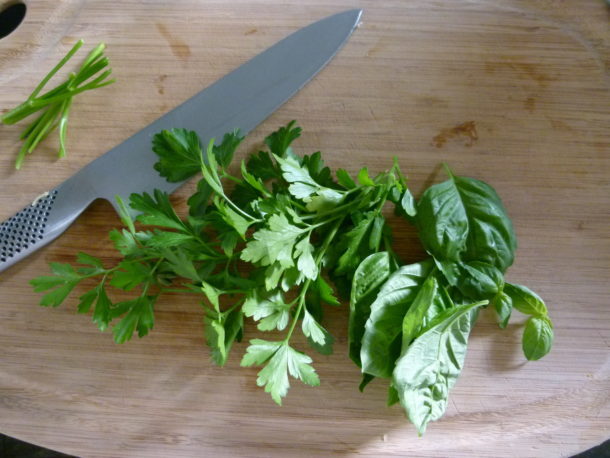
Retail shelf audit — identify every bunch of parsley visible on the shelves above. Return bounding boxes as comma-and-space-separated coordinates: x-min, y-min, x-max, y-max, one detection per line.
31, 122, 552, 433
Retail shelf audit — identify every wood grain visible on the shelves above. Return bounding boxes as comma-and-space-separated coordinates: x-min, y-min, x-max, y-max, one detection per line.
0, 1, 608, 456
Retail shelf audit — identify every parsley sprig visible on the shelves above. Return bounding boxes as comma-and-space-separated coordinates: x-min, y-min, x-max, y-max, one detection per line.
2, 39, 114, 169
32, 121, 411, 402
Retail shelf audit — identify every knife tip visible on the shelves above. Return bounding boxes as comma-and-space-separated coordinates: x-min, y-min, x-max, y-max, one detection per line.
341, 8, 363, 29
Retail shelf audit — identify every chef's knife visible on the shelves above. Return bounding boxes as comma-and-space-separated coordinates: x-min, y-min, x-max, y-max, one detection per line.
0, 9, 362, 273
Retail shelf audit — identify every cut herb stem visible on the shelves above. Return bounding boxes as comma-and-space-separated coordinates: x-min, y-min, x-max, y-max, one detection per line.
1, 39, 115, 169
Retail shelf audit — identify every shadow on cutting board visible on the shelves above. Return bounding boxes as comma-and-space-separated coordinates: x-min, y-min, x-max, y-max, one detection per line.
0, 434, 75, 458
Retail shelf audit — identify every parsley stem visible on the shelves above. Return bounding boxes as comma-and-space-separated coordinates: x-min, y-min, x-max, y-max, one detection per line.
160, 287, 202, 294
283, 217, 343, 344
30, 40, 83, 100
2, 39, 114, 168
283, 279, 311, 343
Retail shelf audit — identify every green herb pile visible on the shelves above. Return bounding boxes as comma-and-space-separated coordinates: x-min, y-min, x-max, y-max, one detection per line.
31, 122, 553, 434
1, 40, 114, 169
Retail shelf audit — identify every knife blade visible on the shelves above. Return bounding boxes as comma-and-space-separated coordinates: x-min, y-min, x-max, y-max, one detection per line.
0, 9, 362, 273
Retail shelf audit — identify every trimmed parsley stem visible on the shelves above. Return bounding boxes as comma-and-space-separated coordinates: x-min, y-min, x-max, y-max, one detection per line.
2, 39, 114, 169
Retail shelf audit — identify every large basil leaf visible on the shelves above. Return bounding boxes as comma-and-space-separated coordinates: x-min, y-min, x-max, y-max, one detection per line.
349, 252, 396, 367
392, 301, 486, 435
360, 259, 435, 378
417, 172, 516, 272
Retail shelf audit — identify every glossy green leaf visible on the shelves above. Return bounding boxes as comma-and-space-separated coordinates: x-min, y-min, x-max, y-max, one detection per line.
387, 384, 400, 406
493, 291, 512, 328
522, 316, 553, 360
393, 301, 486, 435
400, 275, 453, 349
360, 260, 435, 378
416, 172, 516, 272
349, 252, 395, 367
504, 283, 548, 317
455, 261, 504, 301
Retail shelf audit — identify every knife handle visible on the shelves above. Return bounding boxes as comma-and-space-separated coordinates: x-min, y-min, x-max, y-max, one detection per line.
0, 182, 95, 274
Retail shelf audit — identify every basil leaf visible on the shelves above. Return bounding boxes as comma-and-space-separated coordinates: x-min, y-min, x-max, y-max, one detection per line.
369, 215, 385, 251
417, 179, 467, 262
360, 259, 435, 378
349, 252, 395, 367
522, 316, 553, 360
456, 261, 504, 300
387, 384, 400, 406
417, 171, 516, 272
493, 291, 513, 328
393, 301, 486, 435
358, 373, 375, 392
504, 283, 548, 317
401, 275, 453, 349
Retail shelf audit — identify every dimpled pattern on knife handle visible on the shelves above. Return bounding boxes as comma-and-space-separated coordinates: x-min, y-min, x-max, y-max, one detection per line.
0, 190, 58, 264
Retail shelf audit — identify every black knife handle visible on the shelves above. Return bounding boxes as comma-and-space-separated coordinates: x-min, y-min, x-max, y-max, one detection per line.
0, 182, 95, 273
0, 189, 58, 260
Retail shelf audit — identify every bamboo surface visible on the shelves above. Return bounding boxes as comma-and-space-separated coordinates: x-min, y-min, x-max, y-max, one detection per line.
0, 1, 609, 456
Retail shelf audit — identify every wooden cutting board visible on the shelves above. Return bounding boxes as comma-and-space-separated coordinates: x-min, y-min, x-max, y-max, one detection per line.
1, 1, 608, 456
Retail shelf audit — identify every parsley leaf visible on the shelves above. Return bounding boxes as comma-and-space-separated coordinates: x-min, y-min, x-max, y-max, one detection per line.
264, 120, 301, 157
153, 128, 243, 183
153, 128, 203, 182
241, 339, 319, 405
241, 214, 304, 269
243, 290, 291, 331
